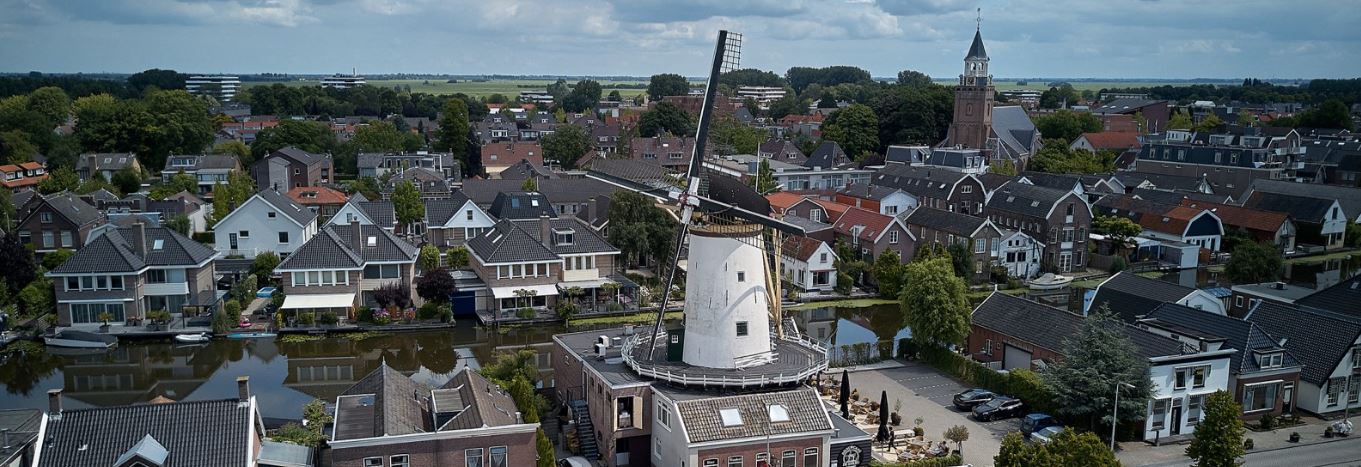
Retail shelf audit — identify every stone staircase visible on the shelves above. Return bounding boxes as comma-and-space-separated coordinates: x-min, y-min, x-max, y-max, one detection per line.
569, 400, 600, 461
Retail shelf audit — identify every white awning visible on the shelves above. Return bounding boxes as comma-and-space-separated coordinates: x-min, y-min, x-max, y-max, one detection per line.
558, 278, 612, 290
490, 284, 560, 300
281, 293, 356, 310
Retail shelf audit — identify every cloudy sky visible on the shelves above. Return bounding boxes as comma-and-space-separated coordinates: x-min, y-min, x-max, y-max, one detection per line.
2, 0, 1358, 79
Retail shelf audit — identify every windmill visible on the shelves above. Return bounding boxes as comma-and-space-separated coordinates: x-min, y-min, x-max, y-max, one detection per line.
592, 31, 827, 387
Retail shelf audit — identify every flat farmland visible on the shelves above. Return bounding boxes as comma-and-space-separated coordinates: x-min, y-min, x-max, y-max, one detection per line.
934, 80, 1227, 91
243, 78, 648, 98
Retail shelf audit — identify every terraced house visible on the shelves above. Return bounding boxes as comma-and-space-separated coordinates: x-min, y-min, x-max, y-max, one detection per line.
49, 222, 219, 327
15, 192, 102, 255
467, 216, 622, 316
274, 222, 419, 319
985, 181, 1093, 272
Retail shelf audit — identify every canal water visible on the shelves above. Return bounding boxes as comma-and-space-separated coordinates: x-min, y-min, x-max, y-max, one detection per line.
0, 304, 905, 420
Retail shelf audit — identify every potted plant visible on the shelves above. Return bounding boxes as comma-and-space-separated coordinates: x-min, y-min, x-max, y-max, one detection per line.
146, 310, 172, 331
914, 417, 925, 438
1325, 425, 1335, 438
1243, 438, 1254, 450
890, 412, 902, 426
1289, 432, 1301, 443
97, 311, 114, 332
319, 311, 339, 326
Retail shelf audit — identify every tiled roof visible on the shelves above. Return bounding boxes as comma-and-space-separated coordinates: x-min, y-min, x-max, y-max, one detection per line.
1249, 179, 1361, 222
836, 183, 899, 201
511, 217, 618, 255
38, 398, 254, 467
1144, 303, 1299, 375
675, 388, 831, 443
334, 364, 427, 440
464, 178, 616, 206
435, 368, 523, 431
39, 192, 102, 226
488, 191, 557, 220
833, 207, 895, 242
481, 142, 544, 168
1296, 275, 1361, 321
285, 186, 348, 206
1243, 191, 1337, 223
275, 228, 364, 270
271, 147, 328, 165
52, 224, 217, 274
903, 206, 988, 237
1019, 172, 1084, 193
974, 292, 1192, 359
872, 164, 967, 199
784, 215, 832, 234
1078, 132, 1141, 150
587, 159, 678, 192
766, 192, 808, 213
986, 182, 1074, 219
163, 154, 238, 171
977, 173, 1016, 193
782, 235, 829, 262
992, 106, 1039, 157
1138, 206, 1210, 236
256, 189, 319, 226
805, 141, 847, 169
1180, 199, 1289, 234
810, 199, 851, 221
358, 200, 396, 227
0, 409, 39, 464
1092, 99, 1164, 115
1112, 172, 1206, 193
497, 159, 555, 181
424, 192, 474, 226
966, 28, 987, 58
1089, 272, 1197, 322
1246, 301, 1361, 385
467, 219, 560, 264
276, 223, 417, 270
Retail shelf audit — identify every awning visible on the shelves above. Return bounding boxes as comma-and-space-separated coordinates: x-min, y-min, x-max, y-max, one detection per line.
490, 284, 559, 300
281, 293, 356, 310
558, 278, 613, 290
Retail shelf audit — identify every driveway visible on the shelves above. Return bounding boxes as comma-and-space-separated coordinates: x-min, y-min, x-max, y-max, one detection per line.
842, 361, 1011, 466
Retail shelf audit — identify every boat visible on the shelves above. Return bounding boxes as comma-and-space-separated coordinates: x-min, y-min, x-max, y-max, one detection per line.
173, 333, 210, 344
226, 332, 277, 339
1027, 273, 1074, 291
44, 330, 118, 349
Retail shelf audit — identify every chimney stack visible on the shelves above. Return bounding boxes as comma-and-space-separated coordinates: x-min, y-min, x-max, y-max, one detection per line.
47, 389, 62, 416
587, 197, 598, 223
131, 221, 148, 257
236, 376, 251, 404
540, 215, 551, 247
351, 219, 362, 247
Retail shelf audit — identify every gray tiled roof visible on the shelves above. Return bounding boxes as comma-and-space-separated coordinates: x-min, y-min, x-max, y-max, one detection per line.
511, 217, 619, 255
986, 181, 1074, 218
488, 192, 557, 220
163, 154, 238, 171
992, 106, 1038, 156
978, 173, 1016, 193
1296, 275, 1361, 320
675, 388, 831, 443
1112, 172, 1206, 193
467, 219, 560, 264
903, 206, 989, 237
335, 364, 427, 440
1246, 301, 1361, 385
836, 183, 899, 202
52, 225, 217, 274
38, 398, 253, 467
41, 192, 102, 226
1250, 179, 1361, 221
435, 368, 522, 431
872, 164, 967, 198
276, 228, 364, 270
973, 292, 1191, 359
256, 189, 318, 226
966, 28, 987, 58
277, 223, 416, 270
1019, 172, 1085, 193
1144, 303, 1299, 376
587, 159, 679, 191
1244, 191, 1338, 223
805, 141, 847, 169
271, 147, 328, 165
464, 178, 617, 206
0, 409, 39, 464
424, 192, 473, 226
359, 201, 396, 227
1089, 272, 1197, 322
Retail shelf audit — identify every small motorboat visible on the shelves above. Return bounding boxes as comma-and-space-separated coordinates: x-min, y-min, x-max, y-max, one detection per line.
226, 332, 277, 339
173, 333, 210, 344
1027, 273, 1074, 291
44, 330, 118, 349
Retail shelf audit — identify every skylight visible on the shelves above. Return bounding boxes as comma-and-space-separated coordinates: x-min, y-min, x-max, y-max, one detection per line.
152, 239, 164, 250
719, 408, 743, 427
366, 236, 377, 247
768, 404, 790, 423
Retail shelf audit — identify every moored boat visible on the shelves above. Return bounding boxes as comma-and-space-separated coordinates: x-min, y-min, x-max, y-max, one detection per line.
226, 332, 277, 339
1027, 273, 1073, 291
44, 330, 118, 349
174, 332, 210, 344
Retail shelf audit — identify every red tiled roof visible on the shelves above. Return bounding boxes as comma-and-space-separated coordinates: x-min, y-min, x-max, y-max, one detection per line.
481, 142, 544, 169
1138, 206, 1205, 235
782, 235, 829, 262
766, 192, 808, 213
833, 207, 894, 242
780, 114, 825, 126
1180, 199, 1289, 233
286, 186, 349, 206
1079, 132, 1141, 150
811, 199, 851, 221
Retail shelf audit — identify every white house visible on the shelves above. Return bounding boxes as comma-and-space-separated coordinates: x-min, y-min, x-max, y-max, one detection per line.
1138, 208, 1224, 253
422, 193, 497, 249
994, 230, 1041, 279
1246, 296, 1361, 417
781, 236, 838, 292
1143, 346, 1236, 441
212, 189, 318, 258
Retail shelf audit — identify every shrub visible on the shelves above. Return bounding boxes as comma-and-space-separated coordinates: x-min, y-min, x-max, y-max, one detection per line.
1259, 413, 1276, 430
437, 304, 453, 323
146, 309, 172, 324
882, 454, 962, 467
356, 306, 374, 323
606, 302, 624, 312
297, 312, 316, 326
372, 308, 392, 325
516, 307, 536, 319
1109, 257, 1127, 274
224, 300, 242, 323
318, 311, 339, 325
418, 302, 442, 320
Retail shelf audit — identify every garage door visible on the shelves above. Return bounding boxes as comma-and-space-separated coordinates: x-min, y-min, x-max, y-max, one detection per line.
451, 290, 477, 317
1003, 344, 1033, 370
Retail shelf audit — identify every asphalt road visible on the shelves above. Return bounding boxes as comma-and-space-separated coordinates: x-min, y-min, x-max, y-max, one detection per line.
1137, 436, 1361, 467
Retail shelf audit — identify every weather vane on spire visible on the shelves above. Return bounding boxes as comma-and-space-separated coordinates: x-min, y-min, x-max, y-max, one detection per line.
976, 7, 982, 30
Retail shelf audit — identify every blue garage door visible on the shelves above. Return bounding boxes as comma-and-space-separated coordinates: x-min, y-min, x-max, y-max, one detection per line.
451, 290, 477, 317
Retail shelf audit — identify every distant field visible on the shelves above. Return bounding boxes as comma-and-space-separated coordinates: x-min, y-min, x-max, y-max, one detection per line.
243, 78, 647, 98
934, 80, 1218, 92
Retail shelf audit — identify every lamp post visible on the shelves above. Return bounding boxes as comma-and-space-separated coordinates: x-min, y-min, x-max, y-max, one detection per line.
1110, 382, 1136, 452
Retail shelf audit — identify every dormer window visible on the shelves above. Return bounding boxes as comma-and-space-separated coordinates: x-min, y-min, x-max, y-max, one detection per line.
553, 228, 575, 246
1258, 352, 1283, 369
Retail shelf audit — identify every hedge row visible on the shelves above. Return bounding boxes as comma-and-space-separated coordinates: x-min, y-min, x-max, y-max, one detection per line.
877, 454, 963, 467
899, 339, 1057, 414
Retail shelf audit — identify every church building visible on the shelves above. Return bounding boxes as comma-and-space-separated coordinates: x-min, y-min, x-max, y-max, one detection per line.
943, 22, 1042, 168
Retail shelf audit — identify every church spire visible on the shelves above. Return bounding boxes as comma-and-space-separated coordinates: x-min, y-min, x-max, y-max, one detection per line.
967, 9, 987, 60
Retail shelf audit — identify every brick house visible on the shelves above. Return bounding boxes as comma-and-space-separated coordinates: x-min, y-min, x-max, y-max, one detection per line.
833, 183, 918, 216
984, 181, 1093, 272
466, 219, 564, 315
652, 387, 835, 467
327, 364, 538, 467
15, 192, 102, 255
831, 207, 916, 264
871, 164, 986, 215
274, 222, 419, 318
628, 136, 696, 172
0, 161, 47, 191
902, 206, 1003, 283
252, 147, 334, 190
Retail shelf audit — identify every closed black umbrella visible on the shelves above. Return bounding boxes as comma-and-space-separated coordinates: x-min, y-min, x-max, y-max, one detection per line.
839, 369, 850, 419
877, 390, 890, 442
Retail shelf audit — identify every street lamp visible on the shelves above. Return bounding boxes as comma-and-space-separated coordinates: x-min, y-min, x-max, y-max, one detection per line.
1110, 382, 1136, 452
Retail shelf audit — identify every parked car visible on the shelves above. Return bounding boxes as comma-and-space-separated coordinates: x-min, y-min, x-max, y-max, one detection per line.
972, 396, 1025, 422
952, 388, 997, 410
1030, 425, 1065, 444
558, 457, 592, 467
1021, 413, 1060, 437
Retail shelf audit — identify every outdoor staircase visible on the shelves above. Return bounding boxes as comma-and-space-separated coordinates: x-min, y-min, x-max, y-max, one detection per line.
569, 400, 601, 461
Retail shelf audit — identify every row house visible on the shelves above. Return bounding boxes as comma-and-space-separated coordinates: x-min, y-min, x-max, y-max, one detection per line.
252, 146, 334, 190
833, 183, 917, 216
1134, 129, 1303, 200
970, 292, 1235, 442
1246, 179, 1361, 224
0, 161, 47, 191
15, 192, 102, 254
467, 216, 619, 315
902, 206, 1003, 283
984, 182, 1093, 273
781, 235, 838, 292
1242, 191, 1347, 249
161, 154, 241, 196
831, 207, 915, 265
1245, 296, 1361, 418
49, 222, 219, 327
74, 152, 141, 182
1180, 199, 1297, 252
213, 189, 319, 258
327, 364, 538, 467
872, 164, 986, 215
275, 221, 420, 316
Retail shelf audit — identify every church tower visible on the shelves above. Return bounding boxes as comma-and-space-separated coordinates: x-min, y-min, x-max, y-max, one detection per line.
946, 20, 994, 151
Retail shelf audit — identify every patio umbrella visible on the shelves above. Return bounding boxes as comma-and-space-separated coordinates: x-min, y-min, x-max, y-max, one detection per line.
839, 369, 850, 419
877, 390, 890, 442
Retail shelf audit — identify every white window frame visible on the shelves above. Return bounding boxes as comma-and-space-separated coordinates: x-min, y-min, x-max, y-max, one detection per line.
390, 454, 410, 467
362, 458, 382, 467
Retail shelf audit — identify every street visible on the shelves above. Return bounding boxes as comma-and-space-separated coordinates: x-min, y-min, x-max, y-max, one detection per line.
1136, 436, 1361, 467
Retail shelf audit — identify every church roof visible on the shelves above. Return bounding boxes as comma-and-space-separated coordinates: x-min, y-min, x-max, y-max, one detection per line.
967, 29, 987, 59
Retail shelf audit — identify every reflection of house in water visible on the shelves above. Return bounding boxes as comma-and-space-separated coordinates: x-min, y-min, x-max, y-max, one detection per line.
791, 307, 838, 343
59, 344, 221, 407
790, 306, 911, 350
280, 336, 479, 402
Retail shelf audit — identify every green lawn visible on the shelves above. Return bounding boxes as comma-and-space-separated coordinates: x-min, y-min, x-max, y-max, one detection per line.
243, 78, 648, 99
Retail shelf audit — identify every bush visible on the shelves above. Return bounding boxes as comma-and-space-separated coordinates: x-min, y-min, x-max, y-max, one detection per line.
356, 306, 374, 323
146, 309, 172, 324
418, 302, 442, 320
297, 312, 316, 326
1259, 413, 1276, 430
318, 311, 339, 325
880, 454, 962, 467
224, 300, 242, 323
516, 307, 536, 319
1109, 257, 1127, 274
606, 302, 624, 312
437, 304, 453, 323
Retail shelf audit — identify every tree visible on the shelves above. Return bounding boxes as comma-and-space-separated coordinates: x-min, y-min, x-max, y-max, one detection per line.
1033, 110, 1103, 144
150, 171, 197, 199
25, 86, 71, 128
41, 248, 74, 270
481, 348, 541, 386
767, 95, 807, 121
608, 190, 678, 268
352, 121, 422, 153
871, 251, 904, 299
1029, 142, 1115, 174
992, 159, 1018, 176
896, 70, 935, 88
37, 166, 80, 194
945, 242, 972, 279
164, 215, 191, 236
520, 177, 537, 192
250, 120, 335, 160
269, 399, 332, 447
720, 68, 785, 88
1186, 391, 1245, 467
536, 428, 556, 467
1043, 306, 1154, 434
444, 246, 471, 271
750, 157, 779, 194
416, 268, 457, 303
944, 425, 970, 454
638, 101, 694, 137
436, 99, 470, 163
710, 117, 764, 155
212, 140, 251, 164
1297, 99, 1354, 131
1093, 215, 1142, 247
822, 104, 879, 159
1039, 84, 1080, 109
127, 68, 187, 94
1224, 241, 1283, 284
562, 80, 603, 112
0, 130, 39, 164
1168, 110, 1194, 130
540, 124, 591, 169
870, 83, 954, 147
391, 180, 424, 231
0, 233, 37, 298
1194, 114, 1225, 133
18, 275, 53, 320
209, 170, 255, 226
417, 244, 442, 272
646, 73, 690, 101
995, 430, 1119, 467
110, 166, 142, 195
900, 256, 971, 346
251, 251, 280, 286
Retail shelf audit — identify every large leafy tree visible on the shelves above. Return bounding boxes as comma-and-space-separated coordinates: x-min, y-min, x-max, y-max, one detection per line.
871, 251, 904, 299
127, 68, 188, 94
1033, 109, 1103, 144
822, 103, 879, 159
1093, 215, 1142, 247
995, 430, 1119, 467
1043, 306, 1154, 433
767, 95, 809, 122
435, 98, 470, 164
71, 89, 215, 170
1224, 240, 1282, 284
895, 70, 935, 88
900, 256, 970, 346
37, 166, 80, 194
1186, 391, 1245, 467
1029, 141, 1115, 174
0, 130, 39, 164
638, 101, 694, 138
710, 116, 765, 155
608, 190, 677, 268
1297, 99, 1354, 131
250, 120, 335, 159
646, 73, 690, 101
0, 233, 36, 298
445, 246, 471, 269
561, 80, 602, 112
352, 121, 422, 153
540, 124, 591, 169
391, 180, 424, 230
869, 83, 954, 147
417, 244, 442, 272
209, 170, 256, 226
25, 86, 71, 128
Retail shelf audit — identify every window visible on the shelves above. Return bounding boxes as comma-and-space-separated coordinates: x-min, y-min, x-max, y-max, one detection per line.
727, 456, 743, 467
736, 321, 749, 337
39, 212, 51, 223
1243, 383, 1278, 412
889, 230, 899, 244
974, 238, 985, 253
1352, 347, 1361, 369
1188, 395, 1204, 424
782, 450, 798, 467
489, 446, 507, 467
1328, 378, 1345, 406
1192, 367, 1207, 388
1235, 296, 1244, 308
1259, 352, 1283, 369
1061, 228, 1075, 243
769, 404, 790, 422
363, 458, 382, 467
657, 403, 671, 429
465, 448, 484, 467
391, 455, 410, 467
554, 229, 575, 246
466, 209, 474, 220
60, 231, 73, 248
146, 269, 168, 284
1350, 377, 1360, 404
1151, 399, 1168, 429
803, 448, 818, 467
238, 230, 250, 238
616, 396, 636, 429
70, 303, 125, 324
820, 253, 828, 263
293, 270, 349, 287
278, 232, 289, 243
704, 460, 718, 467
809, 210, 821, 222
962, 185, 973, 193
737, 271, 745, 282
363, 264, 401, 279
267, 211, 277, 219
41, 231, 53, 248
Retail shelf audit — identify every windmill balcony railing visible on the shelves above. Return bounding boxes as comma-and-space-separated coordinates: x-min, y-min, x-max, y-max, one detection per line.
619, 329, 828, 388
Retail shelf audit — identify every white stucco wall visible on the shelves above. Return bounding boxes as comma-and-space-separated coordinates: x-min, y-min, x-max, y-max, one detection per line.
682, 231, 772, 369
214, 196, 316, 258
1144, 354, 1233, 441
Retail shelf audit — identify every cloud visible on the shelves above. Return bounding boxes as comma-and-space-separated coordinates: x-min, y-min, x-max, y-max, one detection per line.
33, 0, 317, 27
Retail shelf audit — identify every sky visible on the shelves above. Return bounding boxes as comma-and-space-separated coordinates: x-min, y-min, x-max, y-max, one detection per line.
1, 0, 1359, 80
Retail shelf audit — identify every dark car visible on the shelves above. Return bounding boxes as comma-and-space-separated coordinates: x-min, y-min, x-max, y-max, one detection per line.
1021, 413, 1060, 437
952, 388, 997, 410
972, 396, 1025, 422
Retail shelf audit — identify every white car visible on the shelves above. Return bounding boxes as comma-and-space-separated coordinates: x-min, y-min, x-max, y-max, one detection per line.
558, 457, 592, 467
1030, 425, 1065, 444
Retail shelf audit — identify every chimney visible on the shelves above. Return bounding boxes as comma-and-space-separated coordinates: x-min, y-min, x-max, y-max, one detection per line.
351, 219, 362, 246
1, 428, 10, 450
587, 197, 598, 223
540, 215, 551, 247
236, 376, 251, 404
47, 389, 62, 416
131, 221, 147, 257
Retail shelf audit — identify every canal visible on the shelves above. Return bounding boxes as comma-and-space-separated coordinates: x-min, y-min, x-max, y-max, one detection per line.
0, 304, 906, 420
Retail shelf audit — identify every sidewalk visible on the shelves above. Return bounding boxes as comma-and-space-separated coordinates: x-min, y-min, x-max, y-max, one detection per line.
1117, 415, 1338, 466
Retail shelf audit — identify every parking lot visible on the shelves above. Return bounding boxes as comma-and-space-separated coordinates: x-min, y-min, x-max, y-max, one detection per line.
878, 362, 1025, 438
